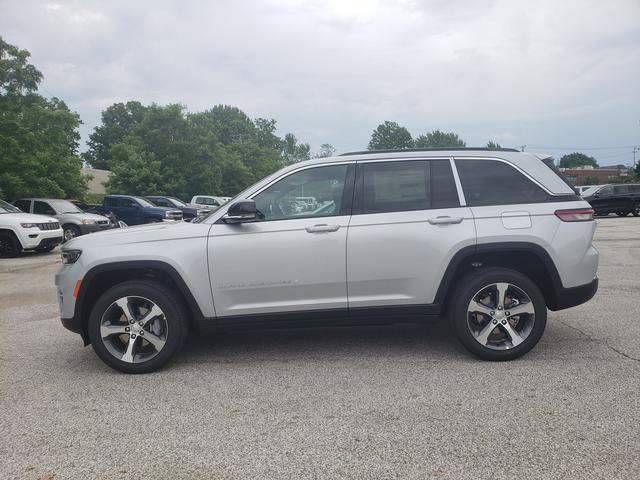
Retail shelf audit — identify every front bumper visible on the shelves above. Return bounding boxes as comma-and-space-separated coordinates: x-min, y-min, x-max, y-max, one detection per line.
78, 223, 105, 235
550, 277, 599, 311
22, 229, 64, 250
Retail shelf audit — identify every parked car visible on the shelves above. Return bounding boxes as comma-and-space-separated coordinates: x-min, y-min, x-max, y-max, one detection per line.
582, 183, 640, 217
0, 199, 63, 257
144, 196, 210, 220
95, 195, 183, 226
190, 195, 230, 209
14, 198, 111, 242
57, 148, 599, 373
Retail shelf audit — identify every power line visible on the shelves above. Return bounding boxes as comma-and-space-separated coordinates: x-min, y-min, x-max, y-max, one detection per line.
527, 145, 636, 151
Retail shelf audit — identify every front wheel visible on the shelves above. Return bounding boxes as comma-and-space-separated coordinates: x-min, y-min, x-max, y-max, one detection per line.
616, 211, 630, 217
632, 203, 640, 217
0, 233, 20, 258
88, 280, 189, 373
448, 267, 547, 361
63, 224, 80, 242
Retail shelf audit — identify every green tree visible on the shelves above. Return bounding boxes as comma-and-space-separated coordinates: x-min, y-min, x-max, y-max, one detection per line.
0, 37, 86, 200
414, 130, 466, 148
368, 121, 414, 150
282, 133, 311, 164
314, 143, 336, 158
104, 103, 289, 199
559, 152, 598, 169
486, 141, 502, 149
83, 101, 146, 170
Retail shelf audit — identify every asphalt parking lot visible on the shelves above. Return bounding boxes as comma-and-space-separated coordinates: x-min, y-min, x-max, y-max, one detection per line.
1, 217, 639, 480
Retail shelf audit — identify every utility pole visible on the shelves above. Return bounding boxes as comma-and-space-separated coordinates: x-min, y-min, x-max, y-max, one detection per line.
634, 146, 639, 169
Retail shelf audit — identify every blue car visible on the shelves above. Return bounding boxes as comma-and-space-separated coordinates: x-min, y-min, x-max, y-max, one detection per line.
96, 195, 183, 225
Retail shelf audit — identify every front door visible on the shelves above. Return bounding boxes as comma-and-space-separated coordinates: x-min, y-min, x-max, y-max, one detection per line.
209, 163, 354, 318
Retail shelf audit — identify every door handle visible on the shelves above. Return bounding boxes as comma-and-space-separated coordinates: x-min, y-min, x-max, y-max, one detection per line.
428, 216, 463, 225
305, 224, 340, 233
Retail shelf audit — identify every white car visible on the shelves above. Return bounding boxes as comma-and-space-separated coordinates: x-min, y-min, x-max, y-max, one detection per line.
0, 199, 63, 257
190, 195, 230, 209
57, 148, 598, 373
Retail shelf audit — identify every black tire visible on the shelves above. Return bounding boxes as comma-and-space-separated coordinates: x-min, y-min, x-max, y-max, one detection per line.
88, 280, 189, 373
632, 203, 640, 217
616, 212, 630, 217
448, 267, 547, 361
0, 232, 21, 258
62, 224, 81, 242
35, 245, 56, 253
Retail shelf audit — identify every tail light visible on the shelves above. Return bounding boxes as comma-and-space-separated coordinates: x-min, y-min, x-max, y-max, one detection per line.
555, 208, 594, 222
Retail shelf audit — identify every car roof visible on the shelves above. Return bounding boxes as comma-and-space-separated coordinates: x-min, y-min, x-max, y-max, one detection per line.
17, 198, 70, 201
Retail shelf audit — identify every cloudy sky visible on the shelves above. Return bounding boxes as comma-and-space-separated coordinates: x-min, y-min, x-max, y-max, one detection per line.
2, 0, 639, 164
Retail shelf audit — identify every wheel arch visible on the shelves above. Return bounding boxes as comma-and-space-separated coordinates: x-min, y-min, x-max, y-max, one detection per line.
74, 260, 206, 345
435, 242, 564, 312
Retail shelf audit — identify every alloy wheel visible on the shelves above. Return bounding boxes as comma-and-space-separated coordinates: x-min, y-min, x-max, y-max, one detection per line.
63, 227, 78, 242
467, 282, 536, 350
100, 296, 168, 363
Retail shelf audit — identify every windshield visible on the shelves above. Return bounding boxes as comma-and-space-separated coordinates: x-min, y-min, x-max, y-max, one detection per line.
168, 197, 188, 207
133, 197, 155, 208
49, 199, 83, 214
581, 186, 601, 196
0, 199, 21, 214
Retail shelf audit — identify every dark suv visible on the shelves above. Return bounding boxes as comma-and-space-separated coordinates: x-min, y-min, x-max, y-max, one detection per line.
582, 184, 640, 217
96, 195, 183, 225
144, 196, 210, 220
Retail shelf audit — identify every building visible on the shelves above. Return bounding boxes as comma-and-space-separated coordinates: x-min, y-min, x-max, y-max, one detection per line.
81, 168, 112, 194
559, 165, 628, 186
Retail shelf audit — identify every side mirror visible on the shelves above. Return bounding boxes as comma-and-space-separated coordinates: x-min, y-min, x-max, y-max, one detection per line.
593, 193, 599, 198
223, 200, 257, 223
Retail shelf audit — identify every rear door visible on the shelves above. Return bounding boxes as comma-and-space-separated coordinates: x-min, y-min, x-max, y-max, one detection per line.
347, 158, 475, 310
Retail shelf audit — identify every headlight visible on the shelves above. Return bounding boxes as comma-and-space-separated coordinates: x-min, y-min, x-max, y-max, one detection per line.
61, 249, 82, 264
81, 219, 96, 225
20, 223, 37, 228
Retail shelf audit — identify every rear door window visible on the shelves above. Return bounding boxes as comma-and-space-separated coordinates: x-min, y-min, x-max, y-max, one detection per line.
613, 185, 629, 194
455, 159, 548, 206
361, 161, 430, 214
431, 160, 459, 209
14, 199, 31, 212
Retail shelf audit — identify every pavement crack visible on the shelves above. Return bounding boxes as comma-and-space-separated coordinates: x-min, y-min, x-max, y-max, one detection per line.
554, 318, 640, 362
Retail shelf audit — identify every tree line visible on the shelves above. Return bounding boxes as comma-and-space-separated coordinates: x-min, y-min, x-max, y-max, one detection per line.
1, 37, 638, 202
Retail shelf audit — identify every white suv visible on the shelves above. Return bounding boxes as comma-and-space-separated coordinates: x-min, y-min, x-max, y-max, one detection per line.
56, 148, 599, 373
0, 199, 63, 257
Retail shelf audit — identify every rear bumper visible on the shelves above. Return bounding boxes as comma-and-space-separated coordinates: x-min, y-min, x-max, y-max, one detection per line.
550, 277, 599, 311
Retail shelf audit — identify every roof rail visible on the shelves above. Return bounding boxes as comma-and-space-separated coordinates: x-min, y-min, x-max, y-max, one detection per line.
339, 147, 520, 156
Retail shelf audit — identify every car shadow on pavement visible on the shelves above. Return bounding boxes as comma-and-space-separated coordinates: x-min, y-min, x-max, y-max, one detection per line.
175, 319, 469, 366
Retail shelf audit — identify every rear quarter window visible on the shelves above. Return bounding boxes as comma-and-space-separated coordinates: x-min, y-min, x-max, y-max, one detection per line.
455, 159, 548, 206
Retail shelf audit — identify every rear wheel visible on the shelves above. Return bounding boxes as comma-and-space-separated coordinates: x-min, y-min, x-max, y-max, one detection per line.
616, 211, 630, 217
88, 280, 189, 373
448, 267, 547, 361
0, 232, 20, 258
632, 203, 640, 217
